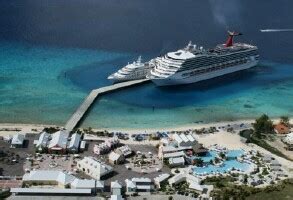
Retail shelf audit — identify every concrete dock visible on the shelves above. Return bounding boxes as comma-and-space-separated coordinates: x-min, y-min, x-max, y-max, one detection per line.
65, 79, 149, 132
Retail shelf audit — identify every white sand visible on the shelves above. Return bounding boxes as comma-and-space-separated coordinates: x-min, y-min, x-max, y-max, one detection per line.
0, 123, 55, 137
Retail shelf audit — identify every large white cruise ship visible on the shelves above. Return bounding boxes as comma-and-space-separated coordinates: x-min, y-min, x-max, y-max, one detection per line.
108, 56, 154, 83
147, 32, 259, 86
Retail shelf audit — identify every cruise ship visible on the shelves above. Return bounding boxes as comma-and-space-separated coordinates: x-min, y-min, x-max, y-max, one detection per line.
108, 56, 154, 83
147, 32, 259, 86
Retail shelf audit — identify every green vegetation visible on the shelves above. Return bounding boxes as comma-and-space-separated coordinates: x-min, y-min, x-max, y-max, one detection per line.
246, 179, 293, 200
239, 115, 292, 161
250, 136, 290, 160
280, 115, 290, 127
0, 189, 11, 199
174, 168, 180, 173
253, 114, 274, 138
42, 127, 60, 134
192, 158, 204, 167
204, 177, 293, 200
172, 181, 199, 197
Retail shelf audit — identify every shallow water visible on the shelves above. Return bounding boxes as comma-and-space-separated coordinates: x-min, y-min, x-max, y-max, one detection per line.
0, 40, 293, 129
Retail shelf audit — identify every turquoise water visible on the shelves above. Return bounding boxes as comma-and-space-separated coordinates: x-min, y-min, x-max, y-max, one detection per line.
1, 40, 293, 129
193, 160, 250, 174
226, 150, 244, 158
192, 151, 218, 163
193, 150, 250, 175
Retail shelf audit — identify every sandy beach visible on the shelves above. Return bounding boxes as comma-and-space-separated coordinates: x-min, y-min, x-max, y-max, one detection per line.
0, 118, 291, 134
0, 123, 55, 137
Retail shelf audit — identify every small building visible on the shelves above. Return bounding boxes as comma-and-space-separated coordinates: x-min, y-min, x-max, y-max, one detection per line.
111, 181, 122, 195
168, 173, 200, 186
67, 133, 81, 153
93, 143, 111, 155
12, 170, 103, 196
169, 157, 185, 167
116, 145, 132, 157
71, 178, 104, 193
35, 132, 50, 152
154, 173, 170, 189
105, 138, 120, 148
48, 130, 69, 154
172, 133, 197, 147
77, 156, 113, 180
125, 178, 154, 194
109, 152, 125, 165
192, 143, 208, 156
80, 140, 86, 152
274, 123, 289, 134
111, 182, 124, 200
10, 133, 25, 148
158, 145, 191, 159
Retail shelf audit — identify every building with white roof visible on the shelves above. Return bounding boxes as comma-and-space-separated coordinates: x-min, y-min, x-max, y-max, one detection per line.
111, 181, 122, 195
169, 157, 185, 167
111, 181, 124, 200
116, 145, 132, 157
110, 181, 123, 200
173, 133, 197, 147
93, 143, 111, 155
35, 132, 50, 152
154, 173, 170, 189
10, 133, 25, 148
67, 133, 81, 153
158, 145, 191, 159
48, 130, 69, 154
125, 177, 154, 193
77, 156, 113, 180
168, 173, 210, 194
168, 173, 200, 186
22, 170, 103, 192
13, 170, 103, 196
105, 138, 120, 148
173, 134, 184, 146
109, 151, 125, 165
80, 140, 86, 151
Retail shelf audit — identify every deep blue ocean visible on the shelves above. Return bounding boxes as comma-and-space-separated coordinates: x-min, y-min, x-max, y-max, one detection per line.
0, 0, 293, 129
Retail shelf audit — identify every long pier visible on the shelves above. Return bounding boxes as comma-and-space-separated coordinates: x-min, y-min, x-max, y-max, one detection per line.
65, 79, 149, 132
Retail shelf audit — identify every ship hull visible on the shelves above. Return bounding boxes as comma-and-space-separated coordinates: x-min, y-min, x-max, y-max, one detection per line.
151, 60, 258, 86
108, 75, 147, 84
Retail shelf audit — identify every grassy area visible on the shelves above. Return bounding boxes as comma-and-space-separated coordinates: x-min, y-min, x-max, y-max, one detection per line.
246, 182, 293, 200
203, 176, 293, 200
250, 136, 292, 161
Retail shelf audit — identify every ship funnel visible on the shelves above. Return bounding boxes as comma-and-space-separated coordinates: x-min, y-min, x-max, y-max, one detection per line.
225, 31, 243, 47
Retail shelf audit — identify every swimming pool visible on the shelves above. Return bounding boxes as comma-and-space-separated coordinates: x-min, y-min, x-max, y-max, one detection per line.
192, 149, 250, 175
226, 150, 244, 158
192, 150, 218, 162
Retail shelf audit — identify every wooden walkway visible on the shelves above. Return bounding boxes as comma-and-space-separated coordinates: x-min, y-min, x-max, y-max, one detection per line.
65, 79, 149, 131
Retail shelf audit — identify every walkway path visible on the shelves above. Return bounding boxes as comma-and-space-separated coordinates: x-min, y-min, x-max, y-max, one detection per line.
65, 79, 149, 132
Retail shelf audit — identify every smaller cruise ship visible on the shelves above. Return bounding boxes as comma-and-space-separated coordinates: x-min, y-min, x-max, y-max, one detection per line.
108, 56, 154, 83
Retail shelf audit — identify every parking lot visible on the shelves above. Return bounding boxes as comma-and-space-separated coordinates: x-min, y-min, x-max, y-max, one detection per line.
0, 133, 38, 176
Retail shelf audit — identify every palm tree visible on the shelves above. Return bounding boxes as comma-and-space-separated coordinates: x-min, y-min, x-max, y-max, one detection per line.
194, 158, 204, 167
280, 116, 290, 127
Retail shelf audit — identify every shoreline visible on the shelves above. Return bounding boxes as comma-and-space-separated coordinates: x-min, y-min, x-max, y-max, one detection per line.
0, 118, 288, 134
0, 120, 253, 134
